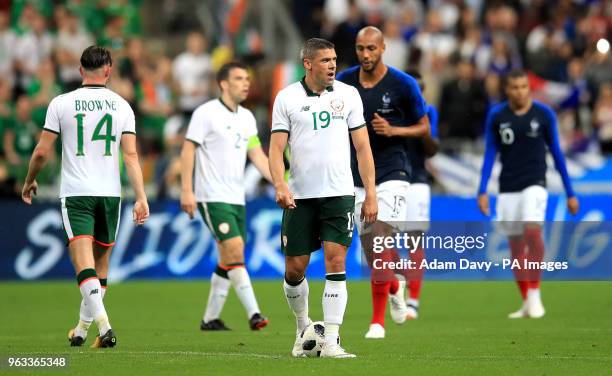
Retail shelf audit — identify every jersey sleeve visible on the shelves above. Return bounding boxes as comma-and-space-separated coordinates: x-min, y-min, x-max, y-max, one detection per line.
43, 97, 61, 135
185, 107, 209, 145
477, 108, 500, 195
401, 73, 427, 123
347, 87, 366, 130
542, 105, 575, 197
271, 92, 290, 134
428, 105, 439, 139
122, 103, 136, 135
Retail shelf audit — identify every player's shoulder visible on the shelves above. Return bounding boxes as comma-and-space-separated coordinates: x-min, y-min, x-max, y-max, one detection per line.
192, 98, 221, 115
532, 100, 555, 118
388, 66, 416, 84
336, 66, 359, 82
332, 80, 360, 97
237, 103, 256, 120
488, 101, 509, 117
48, 90, 72, 108
274, 81, 306, 106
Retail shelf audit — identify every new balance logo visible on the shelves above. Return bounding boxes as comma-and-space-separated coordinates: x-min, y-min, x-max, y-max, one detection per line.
300, 106, 310, 112
286, 294, 300, 299
90, 289, 99, 296
324, 293, 339, 298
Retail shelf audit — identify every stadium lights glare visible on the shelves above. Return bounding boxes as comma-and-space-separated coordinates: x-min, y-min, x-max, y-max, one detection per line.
596, 38, 610, 54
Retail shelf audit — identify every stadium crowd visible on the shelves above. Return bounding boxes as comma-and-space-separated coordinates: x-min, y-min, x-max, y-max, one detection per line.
0, 0, 610, 199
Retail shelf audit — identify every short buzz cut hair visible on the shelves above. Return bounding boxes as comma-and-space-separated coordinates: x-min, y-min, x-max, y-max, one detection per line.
300, 38, 335, 61
216, 61, 248, 86
503, 69, 527, 86
80, 46, 112, 71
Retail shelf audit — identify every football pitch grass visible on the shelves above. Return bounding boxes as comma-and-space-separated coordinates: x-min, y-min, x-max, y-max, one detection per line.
1, 280, 610, 375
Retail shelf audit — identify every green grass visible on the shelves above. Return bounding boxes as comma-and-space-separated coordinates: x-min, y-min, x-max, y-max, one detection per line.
1, 280, 611, 375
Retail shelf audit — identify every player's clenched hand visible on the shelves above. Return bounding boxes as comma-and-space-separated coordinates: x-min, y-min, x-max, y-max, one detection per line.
361, 194, 378, 224
567, 196, 579, 215
180, 190, 197, 219
133, 199, 149, 225
477, 194, 490, 216
21, 179, 38, 205
275, 184, 296, 209
372, 113, 395, 137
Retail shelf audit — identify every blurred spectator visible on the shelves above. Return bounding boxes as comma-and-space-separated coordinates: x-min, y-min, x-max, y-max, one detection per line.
98, 15, 127, 51
382, 17, 409, 70
439, 59, 487, 141
484, 72, 503, 106
55, 10, 94, 91
413, 9, 457, 73
136, 56, 176, 154
172, 31, 213, 118
329, 0, 366, 69
594, 83, 612, 154
3, 96, 38, 181
475, 33, 522, 77
119, 37, 147, 85
14, 12, 54, 92
26, 59, 61, 127
0, 79, 12, 157
0, 10, 16, 91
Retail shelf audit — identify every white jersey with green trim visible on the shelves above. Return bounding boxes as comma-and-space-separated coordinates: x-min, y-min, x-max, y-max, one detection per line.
43, 85, 136, 198
185, 98, 259, 205
271, 79, 365, 199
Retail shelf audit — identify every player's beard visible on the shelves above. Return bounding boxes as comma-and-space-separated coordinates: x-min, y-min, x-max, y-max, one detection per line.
360, 58, 380, 73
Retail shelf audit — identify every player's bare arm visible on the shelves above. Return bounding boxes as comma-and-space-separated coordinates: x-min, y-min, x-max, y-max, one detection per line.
422, 130, 440, 157
269, 131, 295, 209
351, 126, 377, 223
372, 113, 430, 138
121, 133, 149, 225
247, 146, 273, 183
179, 140, 197, 219
21, 130, 58, 204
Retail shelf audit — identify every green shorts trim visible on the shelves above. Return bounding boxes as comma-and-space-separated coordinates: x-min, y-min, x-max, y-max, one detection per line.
61, 196, 121, 246
198, 202, 246, 242
281, 195, 355, 256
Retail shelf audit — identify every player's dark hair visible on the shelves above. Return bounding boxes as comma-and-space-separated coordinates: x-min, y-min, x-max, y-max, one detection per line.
80, 46, 113, 71
300, 38, 335, 61
503, 69, 527, 86
405, 68, 424, 91
216, 61, 248, 86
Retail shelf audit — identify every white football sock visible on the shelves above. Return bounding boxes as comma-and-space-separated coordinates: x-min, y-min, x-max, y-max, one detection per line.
323, 273, 347, 345
75, 282, 107, 338
283, 277, 310, 332
527, 288, 541, 302
203, 271, 231, 322
407, 298, 419, 307
228, 267, 260, 318
78, 275, 111, 335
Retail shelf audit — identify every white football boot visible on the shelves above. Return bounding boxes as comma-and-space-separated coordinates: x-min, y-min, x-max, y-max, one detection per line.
389, 279, 409, 324
291, 318, 312, 357
364, 323, 385, 339
320, 343, 356, 358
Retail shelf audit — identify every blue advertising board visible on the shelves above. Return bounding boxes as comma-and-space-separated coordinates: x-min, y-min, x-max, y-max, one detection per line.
1, 195, 611, 281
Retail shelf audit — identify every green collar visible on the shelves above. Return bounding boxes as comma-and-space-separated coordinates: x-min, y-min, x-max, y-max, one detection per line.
300, 76, 333, 97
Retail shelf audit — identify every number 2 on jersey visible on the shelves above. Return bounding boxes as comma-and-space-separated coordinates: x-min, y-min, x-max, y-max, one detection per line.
75, 113, 116, 156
